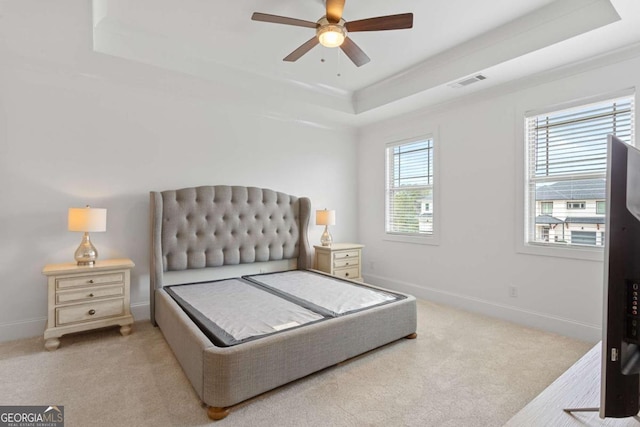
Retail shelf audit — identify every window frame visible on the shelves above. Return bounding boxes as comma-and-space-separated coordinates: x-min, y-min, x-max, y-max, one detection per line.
515, 89, 635, 261
384, 134, 440, 246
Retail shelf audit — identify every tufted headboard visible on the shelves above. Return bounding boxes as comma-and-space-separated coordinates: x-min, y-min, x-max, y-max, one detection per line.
150, 186, 312, 323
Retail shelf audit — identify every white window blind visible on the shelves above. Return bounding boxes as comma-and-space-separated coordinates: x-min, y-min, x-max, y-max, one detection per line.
525, 95, 634, 247
386, 138, 434, 235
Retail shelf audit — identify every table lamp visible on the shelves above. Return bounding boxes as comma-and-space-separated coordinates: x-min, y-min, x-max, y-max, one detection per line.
68, 206, 107, 266
316, 209, 335, 246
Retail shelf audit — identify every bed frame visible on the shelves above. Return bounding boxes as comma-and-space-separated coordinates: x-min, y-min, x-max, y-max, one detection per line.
150, 186, 417, 420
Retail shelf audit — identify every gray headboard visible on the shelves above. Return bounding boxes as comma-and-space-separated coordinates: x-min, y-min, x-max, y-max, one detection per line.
150, 186, 311, 323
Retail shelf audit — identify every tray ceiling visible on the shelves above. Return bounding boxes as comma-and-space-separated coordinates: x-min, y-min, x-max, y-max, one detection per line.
92, 0, 640, 125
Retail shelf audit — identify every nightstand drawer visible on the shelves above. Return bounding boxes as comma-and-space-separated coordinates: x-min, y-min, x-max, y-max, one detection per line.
56, 285, 124, 304
56, 299, 125, 326
334, 250, 359, 260
334, 258, 359, 268
56, 272, 124, 290
333, 266, 359, 280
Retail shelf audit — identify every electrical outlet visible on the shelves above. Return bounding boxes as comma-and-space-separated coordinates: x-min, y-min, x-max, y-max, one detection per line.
508, 286, 518, 298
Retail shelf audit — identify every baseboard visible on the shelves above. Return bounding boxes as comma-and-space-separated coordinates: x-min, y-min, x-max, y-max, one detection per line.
364, 273, 601, 343
0, 283, 597, 344
0, 302, 151, 344
130, 301, 150, 321
0, 317, 47, 343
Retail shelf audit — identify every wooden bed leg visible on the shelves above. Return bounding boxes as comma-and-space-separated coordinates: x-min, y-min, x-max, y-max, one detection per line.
405, 332, 418, 339
207, 406, 229, 421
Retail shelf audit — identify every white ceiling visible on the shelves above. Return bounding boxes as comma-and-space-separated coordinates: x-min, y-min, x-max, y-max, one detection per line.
92, 0, 640, 126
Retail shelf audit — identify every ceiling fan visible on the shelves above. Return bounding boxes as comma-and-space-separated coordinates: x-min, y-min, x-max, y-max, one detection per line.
251, 0, 413, 67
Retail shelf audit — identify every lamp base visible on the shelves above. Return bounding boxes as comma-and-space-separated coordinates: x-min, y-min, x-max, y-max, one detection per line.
320, 226, 333, 247
74, 232, 98, 266
76, 261, 96, 267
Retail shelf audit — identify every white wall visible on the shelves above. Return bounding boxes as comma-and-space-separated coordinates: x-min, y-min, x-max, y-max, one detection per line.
357, 50, 640, 343
4, 1, 638, 345
0, 1, 358, 342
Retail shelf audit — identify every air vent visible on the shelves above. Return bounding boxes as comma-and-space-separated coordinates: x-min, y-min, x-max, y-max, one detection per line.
448, 74, 487, 89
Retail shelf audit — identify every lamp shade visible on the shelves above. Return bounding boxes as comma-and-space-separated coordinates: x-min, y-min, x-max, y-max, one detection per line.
315, 209, 336, 226
68, 207, 107, 232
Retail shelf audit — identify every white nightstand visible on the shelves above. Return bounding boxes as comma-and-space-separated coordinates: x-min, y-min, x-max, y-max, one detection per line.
314, 243, 364, 281
42, 258, 135, 351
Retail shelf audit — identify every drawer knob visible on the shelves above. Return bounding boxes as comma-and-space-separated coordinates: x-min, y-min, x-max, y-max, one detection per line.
88, 309, 96, 315
88, 280, 94, 284
345, 272, 349, 277
345, 254, 350, 257
88, 293, 94, 297
345, 262, 350, 266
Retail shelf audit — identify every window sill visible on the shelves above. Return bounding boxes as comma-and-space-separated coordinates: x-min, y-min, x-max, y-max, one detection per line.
383, 233, 440, 246
517, 242, 604, 262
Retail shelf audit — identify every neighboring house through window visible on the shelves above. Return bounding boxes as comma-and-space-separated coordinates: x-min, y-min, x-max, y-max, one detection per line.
386, 137, 434, 237
525, 94, 634, 248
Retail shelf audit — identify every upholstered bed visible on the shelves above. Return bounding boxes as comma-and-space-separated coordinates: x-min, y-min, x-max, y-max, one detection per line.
150, 186, 417, 420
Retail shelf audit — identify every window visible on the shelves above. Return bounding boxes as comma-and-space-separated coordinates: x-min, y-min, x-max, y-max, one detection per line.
525, 95, 634, 248
566, 201, 586, 210
386, 138, 434, 237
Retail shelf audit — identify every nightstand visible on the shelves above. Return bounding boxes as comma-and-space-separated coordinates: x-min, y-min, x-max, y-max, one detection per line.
42, 258, 135, 351
314, 243, 364, 281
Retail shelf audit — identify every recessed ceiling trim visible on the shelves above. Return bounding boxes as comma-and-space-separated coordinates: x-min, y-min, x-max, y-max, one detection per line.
92, 16, 355, 116
354, 0, 621, 114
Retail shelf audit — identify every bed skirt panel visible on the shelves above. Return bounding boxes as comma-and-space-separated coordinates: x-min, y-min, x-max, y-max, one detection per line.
155, 290, 213, 400
202, 295, 417, 407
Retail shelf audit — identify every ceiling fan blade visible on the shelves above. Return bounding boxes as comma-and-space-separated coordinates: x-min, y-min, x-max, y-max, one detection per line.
251, 12, 318, 29
345, 13, 413, 32
326, 0, 345, 24
284, 37, 320, 62
340, 37, 370, 67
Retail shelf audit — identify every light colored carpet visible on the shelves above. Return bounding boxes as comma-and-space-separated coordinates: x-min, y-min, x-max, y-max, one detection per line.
0, 300, 591, 426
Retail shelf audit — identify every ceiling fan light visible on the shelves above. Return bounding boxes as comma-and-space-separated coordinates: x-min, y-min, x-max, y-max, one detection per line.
318, 25, 346, 48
